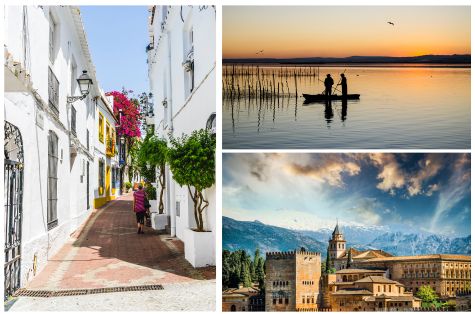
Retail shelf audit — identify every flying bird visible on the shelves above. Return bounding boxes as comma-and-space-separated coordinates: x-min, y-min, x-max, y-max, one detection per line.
387, 21, 395, 26
256, 50, 264, 55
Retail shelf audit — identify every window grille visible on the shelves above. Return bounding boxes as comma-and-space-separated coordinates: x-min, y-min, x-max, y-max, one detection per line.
47, 131, 59, 229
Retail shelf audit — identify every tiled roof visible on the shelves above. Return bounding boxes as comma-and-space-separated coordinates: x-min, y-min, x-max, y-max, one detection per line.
338, 249, 393, 260
357, 254, 471, 263
332, 289, 373, 295
336, 268, 386, 274
223, 286, 260, 296
354, 276, 401, 284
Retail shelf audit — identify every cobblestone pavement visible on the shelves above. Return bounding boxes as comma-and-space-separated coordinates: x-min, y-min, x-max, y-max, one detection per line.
7, 280, 216, 311
7, 193, 215, 311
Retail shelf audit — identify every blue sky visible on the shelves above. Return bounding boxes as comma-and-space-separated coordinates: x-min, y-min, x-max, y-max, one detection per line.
81, 6, 149, 95
223, 153, 471, 237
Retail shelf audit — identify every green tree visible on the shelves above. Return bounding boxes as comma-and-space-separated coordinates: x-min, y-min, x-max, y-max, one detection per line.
137, 130, 168, 213
255, 256, 265, 290
416, 285, 438, 307
325, 247, 331, 273
346, 248, 352, 268
168, 129, 215, 232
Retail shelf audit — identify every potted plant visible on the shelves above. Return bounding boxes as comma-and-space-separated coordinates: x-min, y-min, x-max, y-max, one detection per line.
137, 131, 169, 230
168, 129, 215, 267
125, 182, 132, 192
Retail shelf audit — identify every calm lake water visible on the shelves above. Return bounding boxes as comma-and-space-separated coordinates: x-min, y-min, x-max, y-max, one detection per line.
222, 65, 470, 149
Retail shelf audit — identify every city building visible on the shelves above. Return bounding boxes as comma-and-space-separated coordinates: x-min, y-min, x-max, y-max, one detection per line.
328, 223, 471, 297
328, 275, 421, 311
146, 5, 216, 267
222, 285, 264, 312
93, 92, 119, 208
4, 5, 107, 297
328, 223, 393, 271
265, 250, 321, 311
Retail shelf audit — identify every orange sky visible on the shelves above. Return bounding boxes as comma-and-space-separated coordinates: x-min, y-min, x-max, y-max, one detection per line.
223, 6, 471, 58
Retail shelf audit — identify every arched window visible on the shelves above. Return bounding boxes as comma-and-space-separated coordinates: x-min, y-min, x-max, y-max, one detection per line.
230, 305, 236, 311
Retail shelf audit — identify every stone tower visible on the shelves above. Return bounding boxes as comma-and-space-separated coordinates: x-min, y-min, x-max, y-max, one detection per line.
328, 221, 346, 265
265, 249, 321, 311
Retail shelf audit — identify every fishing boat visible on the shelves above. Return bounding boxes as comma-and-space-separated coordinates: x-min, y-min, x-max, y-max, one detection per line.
302, 93, 360, 102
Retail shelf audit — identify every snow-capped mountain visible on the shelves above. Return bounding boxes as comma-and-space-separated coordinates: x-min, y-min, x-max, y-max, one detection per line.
222, 216, 471, 257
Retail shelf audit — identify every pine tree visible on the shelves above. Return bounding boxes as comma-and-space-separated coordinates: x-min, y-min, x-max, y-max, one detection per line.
256, 257, 265, 290
346, 248, 352, 269
325, 247, 331, 273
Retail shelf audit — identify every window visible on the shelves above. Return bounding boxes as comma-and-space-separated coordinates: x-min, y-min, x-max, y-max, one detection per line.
183, 26, 194, 97
285, 298, 289, 304
47, 131, 59, 229
278, 298, 282, 304
71, 106, 76, 136
111, 167, 116, 189
272, 299, 276, 305
99, 160, 104, 195
48, 67, 59, 113
98, 113, 104, 143
49, 13, 56, 64
70, 58, 77, 96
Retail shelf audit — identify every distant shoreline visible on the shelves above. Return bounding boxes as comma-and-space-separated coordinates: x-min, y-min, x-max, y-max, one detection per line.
222, 63, 471, 69
222, 54, 471, 67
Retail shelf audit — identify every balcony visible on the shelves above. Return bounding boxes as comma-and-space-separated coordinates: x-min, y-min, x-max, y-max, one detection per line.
106, 137, 115, 157
48, 67, 59, 114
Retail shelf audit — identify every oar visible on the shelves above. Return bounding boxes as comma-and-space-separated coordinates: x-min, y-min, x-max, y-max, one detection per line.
317, 77, 342, 94
332, 69, 347, 95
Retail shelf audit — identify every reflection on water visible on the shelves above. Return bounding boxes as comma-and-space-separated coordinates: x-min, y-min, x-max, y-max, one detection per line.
223, 65, 470, 149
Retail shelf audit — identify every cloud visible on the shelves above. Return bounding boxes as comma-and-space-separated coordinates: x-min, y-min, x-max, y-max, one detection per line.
347, 198, 383, 225
425, 183, 440, 196
284, 154, 360, 187
407, 155, 443, 196
429, 154, 471, 232
368, 153, 405, 194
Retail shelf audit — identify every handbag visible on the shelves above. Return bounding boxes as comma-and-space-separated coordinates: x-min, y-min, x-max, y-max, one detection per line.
144, 196, 151, 209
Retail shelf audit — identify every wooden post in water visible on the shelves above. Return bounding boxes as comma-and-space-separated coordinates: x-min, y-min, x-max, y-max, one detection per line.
294, 71, 298, 99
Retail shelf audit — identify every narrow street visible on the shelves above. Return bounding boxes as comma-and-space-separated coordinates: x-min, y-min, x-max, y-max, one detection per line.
6, 194, 215, 311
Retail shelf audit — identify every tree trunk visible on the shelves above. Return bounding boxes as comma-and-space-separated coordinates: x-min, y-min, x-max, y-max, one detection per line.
158, 165, 165, 214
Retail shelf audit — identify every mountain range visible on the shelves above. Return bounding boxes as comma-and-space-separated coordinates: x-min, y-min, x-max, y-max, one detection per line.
223, 216, 471, 257
223, 54, 471, 65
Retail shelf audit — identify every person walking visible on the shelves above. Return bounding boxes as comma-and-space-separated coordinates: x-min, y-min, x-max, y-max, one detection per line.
324, 74, 334, 97
337, 73, 347, 97
133, 184, 147, 234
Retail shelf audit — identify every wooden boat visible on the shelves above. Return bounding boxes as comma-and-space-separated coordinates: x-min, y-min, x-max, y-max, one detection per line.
302, 93, 360, 102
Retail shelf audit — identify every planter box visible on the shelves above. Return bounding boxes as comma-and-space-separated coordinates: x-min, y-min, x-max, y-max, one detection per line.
184, 228, 214, 268
149, 200, 158, 213
151, 213, 168, 230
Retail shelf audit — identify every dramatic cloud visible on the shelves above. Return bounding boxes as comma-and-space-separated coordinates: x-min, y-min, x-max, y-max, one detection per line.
285, 154, 360, 187
368, 153, 405, 194
430, 154, 471, 232
407, 155, 443, 196
347, 198, 383, 225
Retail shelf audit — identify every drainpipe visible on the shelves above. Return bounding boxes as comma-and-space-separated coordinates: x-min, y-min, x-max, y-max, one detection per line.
167, 30, 176, 237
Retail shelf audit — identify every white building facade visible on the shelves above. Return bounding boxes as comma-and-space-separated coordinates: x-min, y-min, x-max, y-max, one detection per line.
4, 6, 105, 296
147, 5, 216, 267
93, 93, 120, 209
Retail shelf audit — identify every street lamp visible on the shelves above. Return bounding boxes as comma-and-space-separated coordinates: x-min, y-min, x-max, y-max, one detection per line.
67, 70, 93, 103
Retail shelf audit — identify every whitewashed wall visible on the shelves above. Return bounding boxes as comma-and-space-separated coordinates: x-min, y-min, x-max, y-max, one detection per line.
4, 6, 100, 286
148, 5, 216, 265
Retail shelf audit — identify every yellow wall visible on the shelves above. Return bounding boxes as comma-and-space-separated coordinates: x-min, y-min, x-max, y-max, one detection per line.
94, 195, 116, 209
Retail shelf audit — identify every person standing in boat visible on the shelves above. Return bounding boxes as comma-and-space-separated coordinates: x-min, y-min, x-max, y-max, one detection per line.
324, 74, 334, 97
337, 73, 348, 97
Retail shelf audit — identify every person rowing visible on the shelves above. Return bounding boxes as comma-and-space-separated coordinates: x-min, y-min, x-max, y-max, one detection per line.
337, 73, 347, 97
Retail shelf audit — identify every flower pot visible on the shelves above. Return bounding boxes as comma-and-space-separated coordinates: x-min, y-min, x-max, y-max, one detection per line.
184, 228, 215, 268
151, 213, 168, 230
